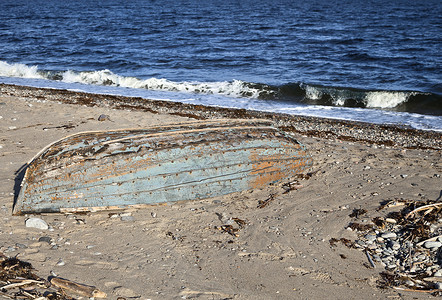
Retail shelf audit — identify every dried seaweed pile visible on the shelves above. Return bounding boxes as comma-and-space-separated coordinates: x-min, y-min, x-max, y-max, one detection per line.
344, 198, 442, 293
0, 254, 72, 299
0, 254, 107, 299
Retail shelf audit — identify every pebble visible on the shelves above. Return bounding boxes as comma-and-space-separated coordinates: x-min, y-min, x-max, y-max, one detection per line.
390, 241, 401, 250
15, 243, 27, 249
364, 234, 376, 242
26, 217, 49, 230
381, 232, 397, 239
405, 280, 415, 287
424, 241, 442, 249
385, 218, 397, 224
151, 212, 157, 218
56, 259, 65, 266
38, 236, 52, 244
434, 269, 442, 277
98, 114, 110, 121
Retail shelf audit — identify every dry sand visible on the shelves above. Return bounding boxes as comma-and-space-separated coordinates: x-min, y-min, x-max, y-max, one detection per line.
0, 84, 441, 299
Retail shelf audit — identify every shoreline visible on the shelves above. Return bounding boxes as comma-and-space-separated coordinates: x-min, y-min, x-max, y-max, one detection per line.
1, 83, 441, 150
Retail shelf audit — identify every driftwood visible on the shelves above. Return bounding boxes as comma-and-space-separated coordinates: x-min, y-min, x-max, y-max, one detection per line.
50, 277, 107, 298
405, 203, 442, 219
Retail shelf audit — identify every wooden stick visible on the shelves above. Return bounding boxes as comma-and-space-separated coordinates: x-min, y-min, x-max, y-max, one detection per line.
416, 234, 442, 247
50, 277, 106, 298
0, 279, 43, 290
0, 290, 15, 299
365, 249, 376, 268
393, 287, 442, 293
406, 203, 442, 218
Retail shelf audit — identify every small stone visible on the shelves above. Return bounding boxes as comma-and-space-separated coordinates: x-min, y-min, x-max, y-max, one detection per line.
121, 215, 134, 222
365, 234, 376, 242
400, 174, 408, 178
98, 114, 110, 121
405, 280, 415, 287
434, 269, 442, 277
15, 243, 27, 249
381, 232, 397, 239
151, 212, 157, 218
385, 218, 397, 224
38, 236, 52, 244
424, 241, 442, 249
387, 264, 397, 270
26, 218, 49, 230
390, 241, 401, 250
56, 259, 65, 266
434, 283, 442, 290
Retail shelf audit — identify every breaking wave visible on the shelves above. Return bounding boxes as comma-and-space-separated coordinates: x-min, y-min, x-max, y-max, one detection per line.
1, 61, 441, 116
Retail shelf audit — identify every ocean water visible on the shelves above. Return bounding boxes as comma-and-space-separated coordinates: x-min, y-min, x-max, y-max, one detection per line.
0, 0, 441, 131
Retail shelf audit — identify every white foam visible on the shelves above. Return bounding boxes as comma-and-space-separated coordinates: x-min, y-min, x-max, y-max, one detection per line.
61, 69, 266, 99
365, 91, 412, 108
0, 61, 44, 79
304, 85, 322, 100
0, 61, 268, 99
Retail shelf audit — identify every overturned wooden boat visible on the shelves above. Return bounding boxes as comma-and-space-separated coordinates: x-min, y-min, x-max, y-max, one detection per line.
13, 119, 312, 214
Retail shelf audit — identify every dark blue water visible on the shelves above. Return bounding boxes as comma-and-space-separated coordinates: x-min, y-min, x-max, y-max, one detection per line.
1, 0, 441, 129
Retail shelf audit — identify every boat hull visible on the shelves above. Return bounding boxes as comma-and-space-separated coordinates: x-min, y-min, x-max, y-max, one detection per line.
13, 119, 312, 214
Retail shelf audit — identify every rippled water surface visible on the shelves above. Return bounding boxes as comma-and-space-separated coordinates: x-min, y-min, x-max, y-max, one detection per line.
0, 0, 441, 129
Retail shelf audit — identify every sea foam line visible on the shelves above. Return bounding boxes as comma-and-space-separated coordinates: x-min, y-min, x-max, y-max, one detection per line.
0, 60, 429, 111
0, 61, 268, 99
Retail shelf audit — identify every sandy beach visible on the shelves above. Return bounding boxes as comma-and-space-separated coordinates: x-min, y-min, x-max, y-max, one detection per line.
1, 84, 441, 299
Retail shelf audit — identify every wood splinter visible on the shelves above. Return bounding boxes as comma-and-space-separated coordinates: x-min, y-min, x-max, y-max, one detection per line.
50, 277, 107, 298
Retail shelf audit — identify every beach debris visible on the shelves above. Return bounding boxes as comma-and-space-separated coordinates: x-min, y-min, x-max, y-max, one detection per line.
257, 194, 276, 209
341, 197, 442, 293
25, 217, 49, 230
0, 253, 106, 299
42, 123, 76, 130
216, 216, 247, 237
50, 277, 107, 298
329, 238, 355, 249
349, 208, 367, 218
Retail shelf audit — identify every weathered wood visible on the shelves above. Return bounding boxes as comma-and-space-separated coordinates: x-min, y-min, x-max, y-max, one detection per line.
13, 119, 312, 214
50, 277, 107, 298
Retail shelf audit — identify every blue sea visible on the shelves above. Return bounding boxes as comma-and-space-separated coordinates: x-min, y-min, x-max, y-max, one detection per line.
1, 0, 441, 131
